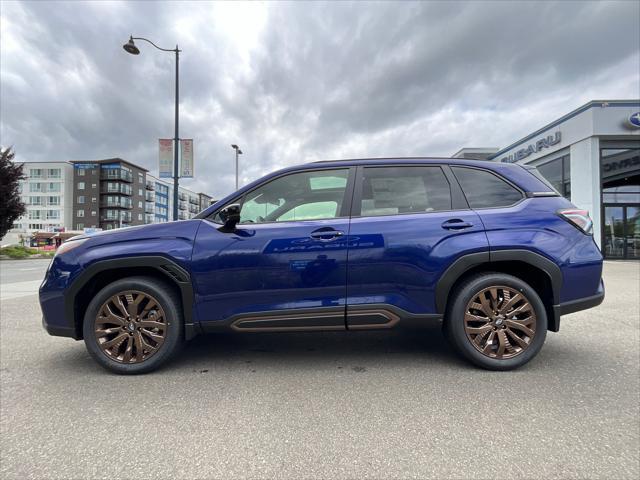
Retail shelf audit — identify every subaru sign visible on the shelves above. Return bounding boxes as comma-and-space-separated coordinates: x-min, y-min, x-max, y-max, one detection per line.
500, 131, 562, 163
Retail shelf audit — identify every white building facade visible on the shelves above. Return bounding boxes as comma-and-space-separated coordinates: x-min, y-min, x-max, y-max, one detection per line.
8, 162, 74, 244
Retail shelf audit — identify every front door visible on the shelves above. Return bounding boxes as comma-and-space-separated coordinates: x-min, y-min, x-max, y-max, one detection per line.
345, 164, 488, 328
192, 167, 355, 330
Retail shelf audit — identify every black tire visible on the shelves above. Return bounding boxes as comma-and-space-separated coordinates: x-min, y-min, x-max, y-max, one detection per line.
444, 272, 547, 371
83, 276, 183, 374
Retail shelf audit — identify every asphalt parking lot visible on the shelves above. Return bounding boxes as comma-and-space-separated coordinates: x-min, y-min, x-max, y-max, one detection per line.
0, 260, 638, 479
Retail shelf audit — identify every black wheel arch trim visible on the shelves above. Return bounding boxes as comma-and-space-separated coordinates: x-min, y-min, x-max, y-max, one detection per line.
64, 255, 197, 340
436, 249, 564, 330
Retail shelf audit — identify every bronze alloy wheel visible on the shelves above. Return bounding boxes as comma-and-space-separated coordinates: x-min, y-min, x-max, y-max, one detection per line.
94, 290, 167, 364
464, 285, 537, 360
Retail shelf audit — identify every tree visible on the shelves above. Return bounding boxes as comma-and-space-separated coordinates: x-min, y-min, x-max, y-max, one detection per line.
0, 147, 26, 240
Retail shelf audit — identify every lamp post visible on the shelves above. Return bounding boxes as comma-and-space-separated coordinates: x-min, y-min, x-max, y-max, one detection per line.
231, 144, 243, 190
123, 36, 181, 221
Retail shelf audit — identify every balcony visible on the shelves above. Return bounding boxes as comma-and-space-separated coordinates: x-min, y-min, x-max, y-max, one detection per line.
101, 169, 133, 183
178, 193, 187, 201
189, 197, 199, 205
145, 181, 155, 191
100, 213, 131, 224
178, 201, 187, 210
145, 214, 155, 224
101, 184, 132, 195
101, 198, 132, 209
145, 192, 155, 202
145, 202, 155, 213
189, 205, 199, 214
178, 212, 189, 220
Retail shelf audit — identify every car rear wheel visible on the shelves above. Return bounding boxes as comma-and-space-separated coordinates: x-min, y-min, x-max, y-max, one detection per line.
444, 272, 547, 370
83, 276, 183, 374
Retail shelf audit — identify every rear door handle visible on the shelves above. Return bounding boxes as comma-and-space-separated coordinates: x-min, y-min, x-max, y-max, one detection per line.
310, 228, 345, 241
441, 219, 473, 230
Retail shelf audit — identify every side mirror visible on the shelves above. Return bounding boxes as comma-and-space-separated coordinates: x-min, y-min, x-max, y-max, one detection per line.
219, 203, 241, 231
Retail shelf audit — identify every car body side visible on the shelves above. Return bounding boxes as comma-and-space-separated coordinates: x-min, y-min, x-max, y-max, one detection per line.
40, 158, 604, 341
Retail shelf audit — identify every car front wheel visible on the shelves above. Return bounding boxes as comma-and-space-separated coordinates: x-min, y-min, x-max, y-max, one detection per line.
445, 272, 547, 370
83, 276, 183, 374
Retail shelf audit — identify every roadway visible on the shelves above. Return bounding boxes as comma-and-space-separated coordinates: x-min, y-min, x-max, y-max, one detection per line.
0, 259, 638, 479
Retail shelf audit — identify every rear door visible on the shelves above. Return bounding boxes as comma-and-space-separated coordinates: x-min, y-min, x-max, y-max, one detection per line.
345, 164, 489, 328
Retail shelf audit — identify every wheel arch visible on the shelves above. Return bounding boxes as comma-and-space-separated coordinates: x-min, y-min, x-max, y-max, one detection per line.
436, 250, 562, 332
66, 256, 197, 340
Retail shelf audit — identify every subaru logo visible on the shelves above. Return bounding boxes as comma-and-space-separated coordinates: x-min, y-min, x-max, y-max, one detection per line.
629, 112, 640, 128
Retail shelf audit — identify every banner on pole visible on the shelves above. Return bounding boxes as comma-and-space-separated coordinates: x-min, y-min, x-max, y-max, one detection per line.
159, 139, 173, 178
180, 139, 194, 178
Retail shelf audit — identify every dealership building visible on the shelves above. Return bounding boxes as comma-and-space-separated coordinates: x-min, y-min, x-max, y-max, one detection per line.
455, 99, 640, 259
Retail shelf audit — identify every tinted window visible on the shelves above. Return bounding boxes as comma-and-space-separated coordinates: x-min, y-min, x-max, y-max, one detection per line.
452, 167, 523, 208
221, 169, 349, 224
359, 166, 452, 216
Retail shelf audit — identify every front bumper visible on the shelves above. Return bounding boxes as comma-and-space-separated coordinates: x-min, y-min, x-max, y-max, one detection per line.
42, 315, 79, 339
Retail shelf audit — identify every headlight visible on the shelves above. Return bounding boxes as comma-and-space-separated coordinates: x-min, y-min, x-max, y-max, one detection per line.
55, 237, 89, 257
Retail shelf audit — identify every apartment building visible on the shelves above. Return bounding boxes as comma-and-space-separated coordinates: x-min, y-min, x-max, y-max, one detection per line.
9, 162, 74, 242
3, 158, 214, 245
70, 159, 148, 230
146, 175, 214, 223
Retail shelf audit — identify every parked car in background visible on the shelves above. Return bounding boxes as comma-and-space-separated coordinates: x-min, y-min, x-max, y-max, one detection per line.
40, 158, 604, 374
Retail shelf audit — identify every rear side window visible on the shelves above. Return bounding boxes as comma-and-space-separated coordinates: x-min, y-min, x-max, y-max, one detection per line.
360, 166, 452, 216
452, 167, 523, 208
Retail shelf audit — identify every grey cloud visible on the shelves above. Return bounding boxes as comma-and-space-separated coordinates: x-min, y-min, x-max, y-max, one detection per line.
1, 0, 638, 200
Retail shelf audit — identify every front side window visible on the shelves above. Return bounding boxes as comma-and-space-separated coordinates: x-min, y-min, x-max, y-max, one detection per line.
452, 167, 523, 208
220, 169, 349, 224
359, 166, 452, 216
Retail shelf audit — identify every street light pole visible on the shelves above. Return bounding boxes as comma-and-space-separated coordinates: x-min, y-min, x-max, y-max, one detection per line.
173, 46, 179, 221
123, 36, 182, 221
231, 144, 242, 190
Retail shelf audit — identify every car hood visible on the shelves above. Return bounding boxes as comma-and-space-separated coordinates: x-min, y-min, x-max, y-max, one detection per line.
74, 219, 202, 246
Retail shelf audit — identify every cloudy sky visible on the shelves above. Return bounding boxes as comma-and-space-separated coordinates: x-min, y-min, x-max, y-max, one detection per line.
1, 0, 639, 198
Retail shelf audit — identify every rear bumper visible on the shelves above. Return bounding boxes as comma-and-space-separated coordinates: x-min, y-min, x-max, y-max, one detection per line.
550, 279, 605, 332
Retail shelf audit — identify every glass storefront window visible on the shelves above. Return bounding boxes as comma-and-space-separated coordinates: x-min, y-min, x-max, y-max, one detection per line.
601, 147, 640, 259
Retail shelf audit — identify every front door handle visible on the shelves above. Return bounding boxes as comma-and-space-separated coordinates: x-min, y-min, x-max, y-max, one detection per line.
441, 219, 473, 230
310, 228, 345, 241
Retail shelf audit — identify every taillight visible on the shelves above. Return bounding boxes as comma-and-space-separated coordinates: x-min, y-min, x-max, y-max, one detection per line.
558, 209, 593, 234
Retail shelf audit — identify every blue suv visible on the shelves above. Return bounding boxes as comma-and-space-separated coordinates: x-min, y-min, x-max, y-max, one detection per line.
40, 158, 604, 373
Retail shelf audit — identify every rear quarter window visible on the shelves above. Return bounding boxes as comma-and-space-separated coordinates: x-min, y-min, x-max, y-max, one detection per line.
452, 167, 523, 208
